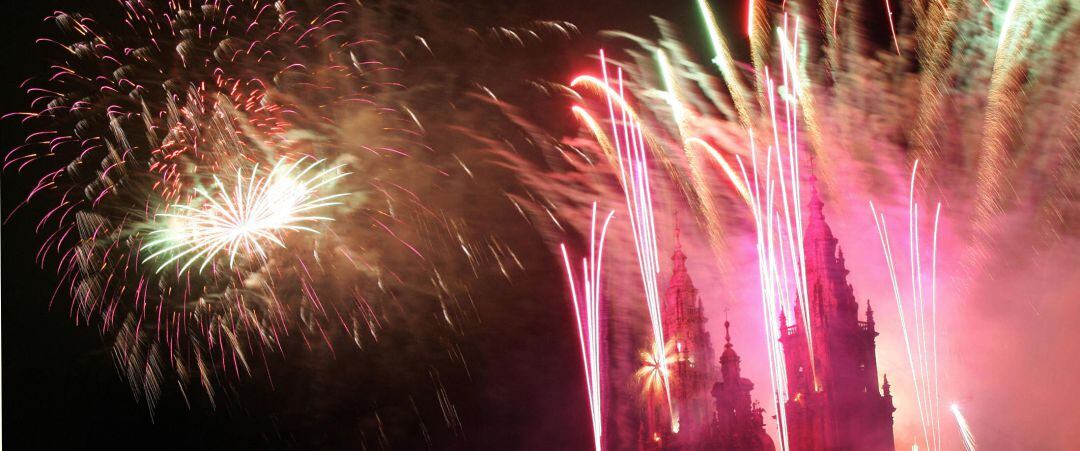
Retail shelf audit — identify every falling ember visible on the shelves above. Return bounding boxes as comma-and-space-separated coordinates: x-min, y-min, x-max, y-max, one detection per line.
142, 157, 350, 274
560, 203, 615, 451
950, 404, 977, 451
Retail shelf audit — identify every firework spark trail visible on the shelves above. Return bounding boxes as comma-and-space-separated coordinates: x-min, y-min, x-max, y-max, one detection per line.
950, 404, 977, 451
869, 162, 943, 451
683, 138, 753, 207
736, 131, 791, 451
656, 48, 736, 256
973, 0, 1040, 267
560, 203, 615, 451
997, 0, 1022, 51
884, 0, 902, 55
721, 21, 820, 449
571, 52, 677, 430
143, 157, 349, 274
871, 201, 929, 449
697, 0, 754, 127
773, 23, 816, 394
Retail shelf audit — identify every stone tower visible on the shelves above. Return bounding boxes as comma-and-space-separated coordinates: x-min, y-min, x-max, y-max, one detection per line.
779, 185, 895, 450
662, 222, 716, 446
712, 319, 776, 451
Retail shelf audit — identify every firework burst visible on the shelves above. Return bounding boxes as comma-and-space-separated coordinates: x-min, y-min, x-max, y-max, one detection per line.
143, 157, 349, 274
5, 0, 577, 428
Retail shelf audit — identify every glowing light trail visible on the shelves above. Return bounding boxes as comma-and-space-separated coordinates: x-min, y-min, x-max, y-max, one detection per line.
684, 138, 753, 207
573, 51, 676, 431
560, 203, 615, 451
869, 161, 944, 451
950, 404, 977, 451
727, 21, 818, 450
697, 0, 753, 126
884, 0, 902, 55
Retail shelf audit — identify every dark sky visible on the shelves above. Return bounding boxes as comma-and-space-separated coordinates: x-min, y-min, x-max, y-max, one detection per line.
0, 2, 239, 448
0, 1, 746, 449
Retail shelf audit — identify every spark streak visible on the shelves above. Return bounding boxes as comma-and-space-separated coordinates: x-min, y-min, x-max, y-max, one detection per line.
869, 162, 943, 450
950, 404, 977, 451
697, 0, 753, 126
573, 51, 676, 430
729, 22, 816, 450
560, 203, 616, 451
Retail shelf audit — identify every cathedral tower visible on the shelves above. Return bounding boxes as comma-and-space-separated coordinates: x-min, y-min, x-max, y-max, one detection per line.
712, 320, 775, 451
663, 222, 716, 444
779, 186, 895, 450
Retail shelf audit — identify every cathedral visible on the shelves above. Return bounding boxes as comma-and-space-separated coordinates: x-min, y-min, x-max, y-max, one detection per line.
640, 224, 774, 450
778, 187, 895, 451
639, 188, 895, 450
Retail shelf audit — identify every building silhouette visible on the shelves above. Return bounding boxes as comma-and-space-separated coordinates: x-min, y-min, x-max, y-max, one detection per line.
663, 223, 717, 443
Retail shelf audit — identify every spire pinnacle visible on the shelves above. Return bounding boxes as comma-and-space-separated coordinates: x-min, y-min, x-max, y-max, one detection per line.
724, 308, 732, 347
809, 176, 825, 216
674, 210, 682, 247
671, 211, 687, 265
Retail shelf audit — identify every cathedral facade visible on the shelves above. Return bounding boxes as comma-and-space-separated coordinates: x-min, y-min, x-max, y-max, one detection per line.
640, 188, 895, 450
779, 188, 895, 451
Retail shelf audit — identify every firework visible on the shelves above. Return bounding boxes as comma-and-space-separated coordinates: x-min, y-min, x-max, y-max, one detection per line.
635, 340, 678, 436
5, 1, 573, 428
540, 0, 1075, 444
870, 162, 944, 450
728, 23, 820, 449
697, 0, 753, 127
950, 404, 977, 451
571, 52, 677, 430
560, 203, 615, 451
143, 157, 349, 274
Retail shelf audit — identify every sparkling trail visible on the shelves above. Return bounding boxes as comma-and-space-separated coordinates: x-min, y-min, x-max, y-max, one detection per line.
586, 51, 676, 430
697, 0, 753, 126
560, 203, 615, 451
950, 404, 977, 451
869, 162, 944, 450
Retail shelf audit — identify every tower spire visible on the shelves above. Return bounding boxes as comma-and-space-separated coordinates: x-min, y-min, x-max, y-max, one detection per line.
674, 210, 682, 246
719, 314, 741, 383
671, 211, 687, 266
724, 308, 732, 347
808, 172, 826, 222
